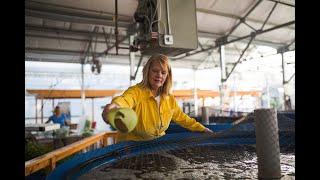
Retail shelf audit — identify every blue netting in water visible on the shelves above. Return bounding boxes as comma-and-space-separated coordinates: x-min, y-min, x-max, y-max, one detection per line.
46, 113, 294, 180
46, 131, 258, 179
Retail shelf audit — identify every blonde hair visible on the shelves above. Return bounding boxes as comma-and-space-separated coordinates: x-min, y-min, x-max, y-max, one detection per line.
139, 54, 172, 96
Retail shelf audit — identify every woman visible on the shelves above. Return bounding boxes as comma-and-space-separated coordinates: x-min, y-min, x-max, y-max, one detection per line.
102, 54, 214, 142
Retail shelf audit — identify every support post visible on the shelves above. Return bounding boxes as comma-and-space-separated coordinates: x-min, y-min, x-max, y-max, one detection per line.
219, 45, 226, 115
201, 106, 210, 125
92, 98, 94, 121
81, 59, 86, 122
114, 0, 119, 55
129, 35, 135, 86
266, 76, 270, 108
233, 75, 237, 113
35, 97, 38, 124
281, 52, 286, 110
41, 98, 44, 123
193, 67, 198, 116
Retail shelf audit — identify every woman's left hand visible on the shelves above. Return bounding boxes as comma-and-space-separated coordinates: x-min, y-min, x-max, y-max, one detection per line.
204, 127, 213, 133
204, 128, 219, 137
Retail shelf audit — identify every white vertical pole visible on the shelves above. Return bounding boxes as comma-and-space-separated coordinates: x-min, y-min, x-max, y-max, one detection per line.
35, 98, 38, 124
233, 75, 237, 112
281, 52, 286, 110
266, 76, 270, 108
129, 35, 135, 86
41, 98, 44, 124
193, 68, 198, 116
219, 45, 226, 115
92, 98, 94, 121
81, 61, 86, 120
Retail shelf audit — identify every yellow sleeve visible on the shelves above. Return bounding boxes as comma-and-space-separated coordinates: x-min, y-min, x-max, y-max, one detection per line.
171, 97, 206, 132
111, 86, 139, 108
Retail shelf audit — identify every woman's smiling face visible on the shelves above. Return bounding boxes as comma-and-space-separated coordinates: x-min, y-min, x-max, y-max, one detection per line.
148, 61, 168, 91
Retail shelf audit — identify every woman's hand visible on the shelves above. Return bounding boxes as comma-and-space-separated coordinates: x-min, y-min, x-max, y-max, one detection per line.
102, 103, 120, 123
204, 127, 213, 133
203, 127, 219, 137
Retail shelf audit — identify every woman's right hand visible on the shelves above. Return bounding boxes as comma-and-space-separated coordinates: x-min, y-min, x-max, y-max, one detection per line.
102, 103, 120, 123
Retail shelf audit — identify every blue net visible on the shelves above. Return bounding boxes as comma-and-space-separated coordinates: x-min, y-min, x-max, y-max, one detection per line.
45, 111, 295, 180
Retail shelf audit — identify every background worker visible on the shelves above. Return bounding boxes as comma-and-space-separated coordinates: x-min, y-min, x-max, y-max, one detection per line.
46, 106, 70, 127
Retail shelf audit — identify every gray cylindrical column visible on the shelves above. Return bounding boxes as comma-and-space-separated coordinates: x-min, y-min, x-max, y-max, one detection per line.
201, 106, 210, 125
254, 108, 281, 179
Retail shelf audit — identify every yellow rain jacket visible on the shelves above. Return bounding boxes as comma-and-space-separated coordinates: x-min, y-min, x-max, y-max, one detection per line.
111, 84, 206, 142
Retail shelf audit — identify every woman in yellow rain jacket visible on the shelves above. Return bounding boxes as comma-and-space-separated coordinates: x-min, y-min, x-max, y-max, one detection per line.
102, 54, 214, 142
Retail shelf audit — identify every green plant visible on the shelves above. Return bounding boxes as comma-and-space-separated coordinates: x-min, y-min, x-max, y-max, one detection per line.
25, 140, 52, 161
270, 97, 281, 109
82, 120, 93, 137
25, 140, 53, 175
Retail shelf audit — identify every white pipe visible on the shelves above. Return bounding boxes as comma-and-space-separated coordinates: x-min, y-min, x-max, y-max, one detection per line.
193, 68, 198, 116
129, 35, 135, 86
266, 76, 270, 108
219, 45, 226, 114
165, 0, 171, 34
81, 62, 86, 119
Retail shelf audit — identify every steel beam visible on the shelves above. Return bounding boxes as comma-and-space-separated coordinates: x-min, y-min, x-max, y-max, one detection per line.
25, 8, 130, 28
131, 55, 144, 81
129, 35, 135, 85
266, 0, 295, 7
243, 21, 257, 31
198, 31, 285, 48
197, 8, 295, 31
25, 24, 285, 51
25, 33, 107, 44
198, 40, 204, 50
102, 27, 111, 53
25, 0, 131, 20
225, 35, 255, 82
219, 45, 226, 82
286, 73, 295, 84
26, 47, 88, 56
260, 1, 278, 30
287, 38, 295, 48
227, 23, 294, 45
281, 52, 286, 85
115, 0, 119, 55
25, 51, 203, 67
26, 0, 294, 29
82, 26, 99, 64
226, 0, 263, 37
25, 24, 128, 39
172, 21, 294, 60
25, 48, 129, 61
101, 36, 129, 56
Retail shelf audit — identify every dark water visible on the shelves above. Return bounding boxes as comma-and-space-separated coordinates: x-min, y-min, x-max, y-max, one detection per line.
79, 145, 295, 180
